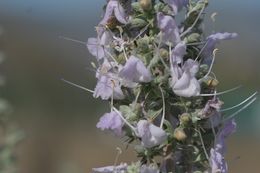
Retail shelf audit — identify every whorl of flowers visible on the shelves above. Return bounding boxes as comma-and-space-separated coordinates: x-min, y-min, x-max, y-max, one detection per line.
67, 0, 257, 172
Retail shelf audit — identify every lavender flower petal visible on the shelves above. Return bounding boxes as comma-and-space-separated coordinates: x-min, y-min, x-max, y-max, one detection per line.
96, 111, 124, 136
209, 119, 236, 173
87, 31, 113, 60
170, 59, 201, 97
93, 74, 124, 100
210, 148, 228, 173
119, 56, 152, 83
87, 38, 105, 60
94, 60, 125, 100
203, 32, 238, 63
215, 119, 237, 154
100, 0, 128, 26
136, 120, 167, 148
157, 12, 181, 45
171, 41, 186, 64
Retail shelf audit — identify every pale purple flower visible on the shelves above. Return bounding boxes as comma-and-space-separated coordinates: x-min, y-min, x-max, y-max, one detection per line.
201, 98, 223, 118
170, 59, 201, 97
94, 60, 125, 100
119, 56, 152, 83
209, 119, 236, 173
92, 163, 128, 173
200, 98, 223, 128
203, 32, 238, 63
215, 119, 237, 154
210, 148, 227, 173
171, 41, 186, 64
100, 0, 129, 26
87, 30, 113, 60
163, 0, 189, 15
94, 74, 124, 100
136, 120, 167, 148
96, 111, 124, 136
157, 12, 181, 45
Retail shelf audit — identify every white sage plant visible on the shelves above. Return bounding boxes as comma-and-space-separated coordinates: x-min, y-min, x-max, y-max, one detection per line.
64, 0, 257, 172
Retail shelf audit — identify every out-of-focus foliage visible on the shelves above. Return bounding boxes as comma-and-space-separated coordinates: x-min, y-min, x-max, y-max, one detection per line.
0, 27, 24, 173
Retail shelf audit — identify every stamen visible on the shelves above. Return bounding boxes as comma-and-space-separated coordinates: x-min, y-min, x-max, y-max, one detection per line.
131, 22, 151, 43
123, 47, 128, 60
224, 97, 257, 121
199, 49, 218, 82
61, 79, 94, 93
195, 40, 209, 62
180, 5, 206, 37
195, 128, 210, 162
220, 92, 258, 112
59, 36, 86, 45
159, 86, 166, 128
112, 107, 136, 132
186, 41, 207, 46
199, 85, 242, 97
133, 87, 142, 107
104, 49, 119, 64
113, 147, 122, 169
111, 80, 115, 111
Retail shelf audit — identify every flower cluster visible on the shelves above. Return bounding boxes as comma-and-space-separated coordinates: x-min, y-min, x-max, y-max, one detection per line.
83, 0, 257, 172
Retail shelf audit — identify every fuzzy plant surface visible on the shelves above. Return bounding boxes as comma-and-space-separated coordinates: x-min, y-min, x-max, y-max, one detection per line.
66, 0, 257, 172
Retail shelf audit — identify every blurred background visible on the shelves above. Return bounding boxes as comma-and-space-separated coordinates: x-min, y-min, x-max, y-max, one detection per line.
0, 0, 259, 172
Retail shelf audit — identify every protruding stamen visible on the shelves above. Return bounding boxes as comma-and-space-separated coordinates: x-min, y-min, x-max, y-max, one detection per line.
159, 86, 166, 129
221, 92, 258, 112
195, 40, 209, 62
104, 49, 119, 65
112, 107, 136, 132
131, 22, 151, 43
199, 85, 242, 97
224, 97, 257, 121
113, 147, 122, 169
61, 79, 94, 93
181, 5, 206, 37
199, 49, 218, 82
59, 36, 86, 45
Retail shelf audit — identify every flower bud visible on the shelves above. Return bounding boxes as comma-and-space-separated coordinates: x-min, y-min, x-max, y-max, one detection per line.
173, 128, 187, 141
206, 78, 219, 87
159, 48, 169, 59
139, 0, 152, 11
180, 113, 191, 125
